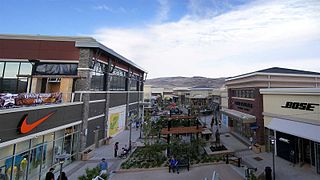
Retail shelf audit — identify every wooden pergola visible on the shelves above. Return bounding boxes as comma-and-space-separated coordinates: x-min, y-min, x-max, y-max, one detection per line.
160, 115, 203, 144
161, 126, 203, 135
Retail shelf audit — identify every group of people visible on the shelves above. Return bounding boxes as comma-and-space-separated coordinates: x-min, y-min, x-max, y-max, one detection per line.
45, 168, 68, 180
114, 142, 130, 158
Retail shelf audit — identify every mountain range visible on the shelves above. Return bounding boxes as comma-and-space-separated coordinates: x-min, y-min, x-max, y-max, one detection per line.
145, 76, 225, 89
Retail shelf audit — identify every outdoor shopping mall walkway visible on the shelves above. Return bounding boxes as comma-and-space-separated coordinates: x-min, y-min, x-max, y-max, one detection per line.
61, 116, 319, 180
62, 128, 141, 180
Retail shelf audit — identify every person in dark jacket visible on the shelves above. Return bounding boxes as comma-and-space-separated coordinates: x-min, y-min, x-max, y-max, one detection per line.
114, 142, 119, 157
57, 172, 68, 180
45, 168, 55, 180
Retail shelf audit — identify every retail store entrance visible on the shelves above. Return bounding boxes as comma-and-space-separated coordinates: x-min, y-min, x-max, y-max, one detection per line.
276, 131, 318, 173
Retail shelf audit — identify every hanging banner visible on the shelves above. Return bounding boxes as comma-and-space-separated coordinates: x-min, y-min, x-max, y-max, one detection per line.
0, 93, 62, 109
107, 105, 126, 137
109, 112, 120, 136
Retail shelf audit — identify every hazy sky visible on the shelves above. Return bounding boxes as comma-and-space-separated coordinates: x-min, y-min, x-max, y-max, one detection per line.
1, 0, 320, 78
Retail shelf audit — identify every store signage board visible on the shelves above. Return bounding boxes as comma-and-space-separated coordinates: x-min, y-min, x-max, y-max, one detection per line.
281, 101, 319, 111
17, 111, 56, 134
279, 137, 290, 144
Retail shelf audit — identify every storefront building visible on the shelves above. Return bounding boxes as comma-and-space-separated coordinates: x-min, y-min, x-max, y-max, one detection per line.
0, 34, 146, 179
222, 67, 320, 147
0, 102, 83, 180
219, 86, 229, 127
261, 88, 320, 174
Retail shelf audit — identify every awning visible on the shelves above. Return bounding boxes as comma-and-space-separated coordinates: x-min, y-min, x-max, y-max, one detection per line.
220, 108, 256, 123
266, 118, 320, 143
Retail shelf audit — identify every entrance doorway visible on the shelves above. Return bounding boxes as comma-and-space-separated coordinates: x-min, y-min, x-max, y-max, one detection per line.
302, 139, 311, 164
316, 143, 320, 174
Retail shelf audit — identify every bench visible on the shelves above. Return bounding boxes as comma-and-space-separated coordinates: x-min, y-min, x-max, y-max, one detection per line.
168, 158, 190, 173
177, 158, 190, 171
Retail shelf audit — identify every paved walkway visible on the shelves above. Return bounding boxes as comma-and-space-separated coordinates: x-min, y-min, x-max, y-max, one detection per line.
60, 115, 319, 180
111, 164, 242, 180
62, 127, 141, 180
199, 116, 319, 180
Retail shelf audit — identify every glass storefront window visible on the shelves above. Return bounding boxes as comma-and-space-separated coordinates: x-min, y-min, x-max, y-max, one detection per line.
0, 62, 32, 93
19, 63, 32, 75
0, 157, 12, 180
0, 126, 81, 180
27, 137, 44, 180
3, 62, 20, 78
0, 145, 14, 180
0, 145, 14, 160
42, 133, 54, 175
41, 140, 53, 179
64, 128, 73, 156
53, 130, 65, 165
16, 140, 30, 154
12, 150, 29, 180
17, 78, 28, 93
0, 62, 4, 77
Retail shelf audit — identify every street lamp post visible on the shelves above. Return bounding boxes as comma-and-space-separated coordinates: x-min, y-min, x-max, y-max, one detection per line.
55, 154, 70, 180
270, 137, 276, 180
129, 119, 132, 150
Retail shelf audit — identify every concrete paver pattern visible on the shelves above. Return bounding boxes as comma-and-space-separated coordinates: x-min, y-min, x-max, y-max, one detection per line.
111, 164, 242, 180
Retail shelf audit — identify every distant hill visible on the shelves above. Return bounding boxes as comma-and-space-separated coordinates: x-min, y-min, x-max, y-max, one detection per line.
145, 76, 225, 89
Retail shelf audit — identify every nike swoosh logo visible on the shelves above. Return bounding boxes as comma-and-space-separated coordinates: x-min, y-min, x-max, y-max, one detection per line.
19, 112, 55, 134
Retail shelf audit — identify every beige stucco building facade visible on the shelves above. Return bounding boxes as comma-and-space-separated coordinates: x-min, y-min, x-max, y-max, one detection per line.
224, 67, 320, 146
261, 88, 320, 174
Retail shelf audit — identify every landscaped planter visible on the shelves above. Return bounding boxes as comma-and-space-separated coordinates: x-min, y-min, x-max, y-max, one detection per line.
81, 148, 94, 161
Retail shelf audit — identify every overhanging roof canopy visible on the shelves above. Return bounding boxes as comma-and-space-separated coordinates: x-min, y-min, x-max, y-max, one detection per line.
266, 118, 320, 143
221, 109, 256, 123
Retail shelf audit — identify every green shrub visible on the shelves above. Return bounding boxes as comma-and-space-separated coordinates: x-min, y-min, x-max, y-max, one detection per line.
78, 167, 108, 180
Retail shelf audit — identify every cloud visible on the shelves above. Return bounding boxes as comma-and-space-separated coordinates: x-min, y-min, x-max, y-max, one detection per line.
93, 5, 113, 11
156, 0, 170, 22
92, 0, 320, 78
93, 5, 127, 13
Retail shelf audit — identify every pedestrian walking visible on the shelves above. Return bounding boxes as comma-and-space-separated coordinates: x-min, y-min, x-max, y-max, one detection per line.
290, 150, 295, 166
135, 121, 140, 131
57, 172, 68, 180
114, 142, 119, 158
249, 137, 253, 149
99, 158, 108, 176
45, 168, 55, 180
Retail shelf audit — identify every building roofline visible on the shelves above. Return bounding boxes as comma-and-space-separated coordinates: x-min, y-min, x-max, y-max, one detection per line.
0, 34, 147, 73
226, 72, 320, 81
226, 67, 320, 81
260, 88, 320, 95
0, 34, 94, 41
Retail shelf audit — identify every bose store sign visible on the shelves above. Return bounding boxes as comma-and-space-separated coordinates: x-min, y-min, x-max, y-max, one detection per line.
281, 101, 319, 111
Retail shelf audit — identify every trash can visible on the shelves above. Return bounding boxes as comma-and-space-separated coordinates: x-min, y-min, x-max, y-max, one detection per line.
265, 166, 272, 180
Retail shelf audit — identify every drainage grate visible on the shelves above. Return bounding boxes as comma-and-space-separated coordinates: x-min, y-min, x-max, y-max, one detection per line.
253, 157, 263, 161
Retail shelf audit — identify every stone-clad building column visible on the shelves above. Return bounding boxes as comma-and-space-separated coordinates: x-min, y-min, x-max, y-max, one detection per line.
104, 58, 112, 139
126, 68, 131, 129
75, 48, 93, 151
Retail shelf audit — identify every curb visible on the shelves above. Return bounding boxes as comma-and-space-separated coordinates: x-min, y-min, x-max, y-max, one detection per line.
115, 161, 226, 173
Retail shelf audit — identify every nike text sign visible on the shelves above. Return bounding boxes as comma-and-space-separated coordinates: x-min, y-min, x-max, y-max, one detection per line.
17, 111, 56, 134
